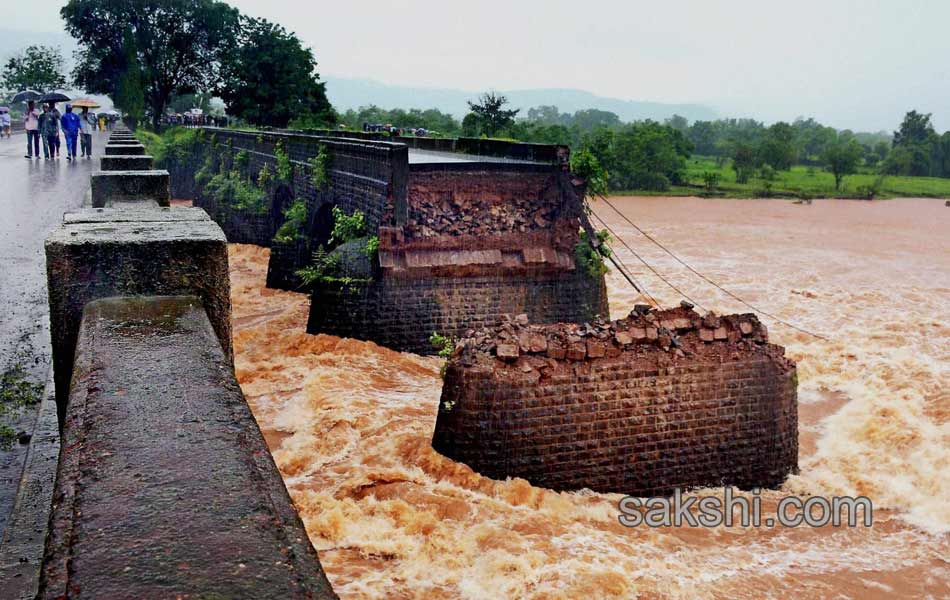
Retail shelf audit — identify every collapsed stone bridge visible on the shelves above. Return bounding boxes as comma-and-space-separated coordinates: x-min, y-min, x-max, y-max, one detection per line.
168, 127, 608, 353
0, 125, 798, 598
161, 124, 797, 494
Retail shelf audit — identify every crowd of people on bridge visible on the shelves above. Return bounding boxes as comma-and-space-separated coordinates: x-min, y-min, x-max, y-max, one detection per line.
162, 113, 230, 128
22, 100, 102, 161
362, 122, 433, 137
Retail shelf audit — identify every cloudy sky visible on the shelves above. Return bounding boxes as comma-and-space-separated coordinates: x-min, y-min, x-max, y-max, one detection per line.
8, 0, 950, 131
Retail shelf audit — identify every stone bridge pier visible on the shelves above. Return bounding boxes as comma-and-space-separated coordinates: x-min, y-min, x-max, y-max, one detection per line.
0, 129, 337, 599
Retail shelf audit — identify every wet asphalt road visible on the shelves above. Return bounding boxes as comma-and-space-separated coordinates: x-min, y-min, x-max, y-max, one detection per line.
0, 129, 108, 536
0, 130, 107, 376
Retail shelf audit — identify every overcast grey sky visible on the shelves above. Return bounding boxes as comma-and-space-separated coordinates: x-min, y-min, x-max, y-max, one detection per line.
8, 0, 950, 131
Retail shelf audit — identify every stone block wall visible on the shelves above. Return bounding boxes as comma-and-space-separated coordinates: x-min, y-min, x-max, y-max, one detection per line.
308, 269, 608, 354
431, 307, 798, 496
166, 129, 405, 281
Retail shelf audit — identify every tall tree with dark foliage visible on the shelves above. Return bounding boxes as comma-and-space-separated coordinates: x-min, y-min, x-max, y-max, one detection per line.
62, 0, 240, 127
218, 17, 335, 128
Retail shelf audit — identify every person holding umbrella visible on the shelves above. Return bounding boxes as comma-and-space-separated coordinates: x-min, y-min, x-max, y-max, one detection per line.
61, 104, 81, 161
72, 99, 100, 157
48, 103, 62, 158
23, 100, 40, 159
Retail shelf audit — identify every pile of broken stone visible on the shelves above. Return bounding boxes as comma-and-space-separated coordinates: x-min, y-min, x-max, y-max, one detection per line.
406, 194, 559, 239
452, 302, 771, 366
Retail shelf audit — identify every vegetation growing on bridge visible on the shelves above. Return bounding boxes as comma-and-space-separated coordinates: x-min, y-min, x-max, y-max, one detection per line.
309, 145, 332, 190
575, 230, 612, 279
274, 200, 308, 244
295, 207, 376, 290
188, 135, 269, 214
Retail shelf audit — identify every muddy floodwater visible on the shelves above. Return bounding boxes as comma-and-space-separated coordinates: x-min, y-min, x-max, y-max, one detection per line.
229, 196, 949, 599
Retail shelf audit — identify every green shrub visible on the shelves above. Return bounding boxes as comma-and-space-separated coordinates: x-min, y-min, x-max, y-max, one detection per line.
309, 145, 332, 190
275, 139, 293, 182
296, 246, 340, 286
575, 229, 611, 278
274, 200, 308, 243
203, 168, 267, 213
257, 164, 274, 189
330, 207, 366, 244
364, 235, 380, 259
701, 171, 721, 195
234, 149, 250, 175
570, 148, 608, 198
429, 331, 457, 380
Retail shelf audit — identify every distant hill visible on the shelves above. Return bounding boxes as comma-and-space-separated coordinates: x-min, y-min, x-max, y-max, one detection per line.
324, 76, 717, 123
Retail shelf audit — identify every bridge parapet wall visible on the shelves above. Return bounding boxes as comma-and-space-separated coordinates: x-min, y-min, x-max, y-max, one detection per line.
31, 129, 338, 597
39, 296, 336, 599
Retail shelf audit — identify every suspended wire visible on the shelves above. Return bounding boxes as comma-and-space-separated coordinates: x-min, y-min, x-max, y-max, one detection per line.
595, 195, 830, 342
589, 209, 704, 311
587, 211, 664, 309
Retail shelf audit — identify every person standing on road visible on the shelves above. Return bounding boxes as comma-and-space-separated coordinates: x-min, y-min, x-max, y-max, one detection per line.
79, 107, 94, 157
37, 104, 53, 159
0, 109, 11, 138
61, 104, 80, 161
49, 103, 62, 158
24, 100, 40, 159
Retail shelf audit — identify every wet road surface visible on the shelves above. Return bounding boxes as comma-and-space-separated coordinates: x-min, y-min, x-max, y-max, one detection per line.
0, 129, 108, 536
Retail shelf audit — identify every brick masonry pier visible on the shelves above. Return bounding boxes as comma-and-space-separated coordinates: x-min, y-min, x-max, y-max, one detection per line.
1, 128, 339, 598
431, 306, 798, 496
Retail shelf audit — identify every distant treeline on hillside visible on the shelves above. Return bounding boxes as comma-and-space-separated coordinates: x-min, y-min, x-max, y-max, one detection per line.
331, 104, 950, 193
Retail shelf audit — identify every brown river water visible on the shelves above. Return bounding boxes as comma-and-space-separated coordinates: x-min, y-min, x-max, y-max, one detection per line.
228, 196, 949, 599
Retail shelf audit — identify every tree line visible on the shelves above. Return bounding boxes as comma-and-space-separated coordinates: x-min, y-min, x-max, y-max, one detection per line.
344, 94, 950, 192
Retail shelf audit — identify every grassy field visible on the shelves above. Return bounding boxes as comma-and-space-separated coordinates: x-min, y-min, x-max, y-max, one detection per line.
616, 156, 950, 199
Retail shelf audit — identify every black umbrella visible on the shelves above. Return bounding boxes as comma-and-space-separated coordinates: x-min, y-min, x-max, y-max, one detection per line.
40, 92, 71, 104
11, 89, 41, 103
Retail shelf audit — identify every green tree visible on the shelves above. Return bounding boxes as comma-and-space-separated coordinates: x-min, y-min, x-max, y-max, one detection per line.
1, 45, 67, 92
587, 121, 692, 191
569, 148, 608, 198
113, 28, 145, 125
466, 91, 519, 137
893, 110, 935, 147
569, 109, 621, 133
526, 105, 564, 125
732, 142, 758, 184
886, 110, 937, 176
757, 121, 797, 170
687, 120, 718, 155
219, 17, 334, 128
461, 112, 480, 137
822, 136, 864, 191
665, 114, 689, 132
62, 0, 240, 127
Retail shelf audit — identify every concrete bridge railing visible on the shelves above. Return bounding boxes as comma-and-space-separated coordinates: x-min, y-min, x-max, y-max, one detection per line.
1, 130, 337, 598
